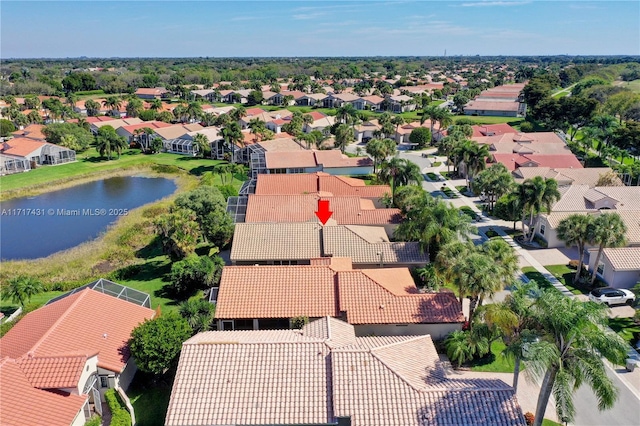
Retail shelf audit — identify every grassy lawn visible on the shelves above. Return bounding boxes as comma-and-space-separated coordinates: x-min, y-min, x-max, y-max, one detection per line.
521, 267, 555, 291
470, 340, 515, 373
608, 317, 640, 344
0, 149, 229, 194
440, 186, 458, 198
542, 420, 563, 426
0, 290, 65, 314
454, 116, 525, 127
459, 206, 478, 221
617, 79, 640, 93
425, 172, 439, 181
128, 371, 173, 426
544, 265, 586, 295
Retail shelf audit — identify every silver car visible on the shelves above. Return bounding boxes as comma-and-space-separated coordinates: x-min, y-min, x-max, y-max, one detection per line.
588, 287, 635, 306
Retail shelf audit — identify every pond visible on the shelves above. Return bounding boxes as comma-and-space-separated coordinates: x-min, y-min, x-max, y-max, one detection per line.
0, 176, 177, 260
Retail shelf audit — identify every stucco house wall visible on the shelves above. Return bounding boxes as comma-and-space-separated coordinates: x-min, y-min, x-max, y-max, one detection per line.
354, 322, 462, 340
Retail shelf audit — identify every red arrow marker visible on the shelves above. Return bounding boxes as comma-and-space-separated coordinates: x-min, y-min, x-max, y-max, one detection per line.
315, 199, 333, 225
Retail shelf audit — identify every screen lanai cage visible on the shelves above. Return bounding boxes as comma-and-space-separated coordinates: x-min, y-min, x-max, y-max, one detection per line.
40, 143, 76, 165
0, 154, 30, 175
46, 278, 151, 308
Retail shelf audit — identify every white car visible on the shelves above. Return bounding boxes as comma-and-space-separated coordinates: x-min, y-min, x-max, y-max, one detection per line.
588, 287, 635, 306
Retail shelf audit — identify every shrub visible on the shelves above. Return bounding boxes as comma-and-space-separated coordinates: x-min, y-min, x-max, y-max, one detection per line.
110, 264, 143, 281
169, 255, 224, 297
291, 316, 309, 329
151, 164, 181, 174
432, 161, 442, 167
524, 412, 535, 426
84, 415, 102, 426
519, 122, 534, 132
216, 184, 238, 200
142, 205, 169, 218
104, 389, 131, 426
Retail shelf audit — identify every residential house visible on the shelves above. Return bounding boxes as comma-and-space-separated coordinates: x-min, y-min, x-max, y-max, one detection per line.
190, 88, 218, 102
265, 149, 373, 175
587, 247, 640, 289
1, 138, 75, 170
321, 92, 359, 108
0, 282, 155, 424
67, 116, 116, 125
116, 121, 172, 143
395, 121, 440, 144
513, 167, 620, 187
354, 119, 381, 142
243, 193, 400, 233
267, 90, 307, 106
11, 124, 47, 141
165, 317, 525, 426
213, 258, 463, 337
303, 111, 336, 134
464, 100, 522, 117
470, 123, 519, 137
134, 87, 169, 100
471, 132, 583, 174
230, 222, 428, 268
353, 95, 385, 111
533, 186, 640, 248
153, 123, 204, 141
296, 93, 327, 106
90, 118, 143, 134
389, 94, 416, 112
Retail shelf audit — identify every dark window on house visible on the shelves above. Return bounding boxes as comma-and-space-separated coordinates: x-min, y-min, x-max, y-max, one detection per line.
234, 319, 254, 330
100, 376, 108, 388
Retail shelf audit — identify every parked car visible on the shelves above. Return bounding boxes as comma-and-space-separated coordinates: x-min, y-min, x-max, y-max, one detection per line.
588, 287, 635, 306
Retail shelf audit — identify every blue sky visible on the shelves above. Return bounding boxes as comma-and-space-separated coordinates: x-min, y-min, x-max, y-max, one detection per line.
2, 1, 638, 58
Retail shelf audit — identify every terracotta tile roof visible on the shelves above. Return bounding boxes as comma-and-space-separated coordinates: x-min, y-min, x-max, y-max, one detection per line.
307, 111, 328, 121
245, 107, 266, 116
514, 167, 618, 187
1, 137, 51, 157
11, 124, 46, 140
0, 288, 155, 373
315, 150, 373, 168
16, 354, 89, 389
215, 266, 340, 319
265, 150, 318, 168
257, 138, 305, 152
361, 95, 385, 104
338, 270, 464, 324
92, 117, 143, 130
491, 153, 583, 171
551, 185, 640, 211
135, 87, 168, 96
602, 247, 640, 271
216, 263, 462, 325
0, 357, 88, 426
67, 116, 116, 124
471, 123, 518, 137
154, 123, 204, 140
166, 318, 524, 426
244, 194, 401, 225
230, 222, 322, 262
119, 120, 172, 134
323, 225, 428, 265
465, 100, 520, 112
254, 172, 389, 198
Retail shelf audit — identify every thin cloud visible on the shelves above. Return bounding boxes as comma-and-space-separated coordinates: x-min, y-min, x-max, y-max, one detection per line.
229, 16, 261, 22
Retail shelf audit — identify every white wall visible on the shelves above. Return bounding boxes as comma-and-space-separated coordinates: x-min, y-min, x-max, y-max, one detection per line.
354, 322, 462, 340
70, 402, 89, 426
76, 355, 99, 394
115, 358, 139, 392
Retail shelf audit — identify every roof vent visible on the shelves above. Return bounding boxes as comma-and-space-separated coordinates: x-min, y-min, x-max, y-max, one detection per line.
103, 333, 108, 339
379, 304, 385, 309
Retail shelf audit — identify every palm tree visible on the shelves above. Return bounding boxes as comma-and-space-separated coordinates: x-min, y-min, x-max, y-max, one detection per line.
391, 115, 405, 134
186, 102, 203, 122
587, 213, 627, 285
336, 103, 358, 126
102, 96, 122, 117
462, 141, 491, 187
84, 99, 101, 116
229, 105, 247, 122
436, 108, 454, 136
378, 157, 422, 201
192, 133, 210, 158
149, 98, 163, 111
436, 241, 475, 304
247, 117, 267, 142
3, 276, 43, 307
179, 299, 215, 334
529, 290, 628, 426
520, 177, 561, 242
557, 214, 594, 284
365, 138, 396, 173
333, 123, 354, 153
221, 122, 244, 163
